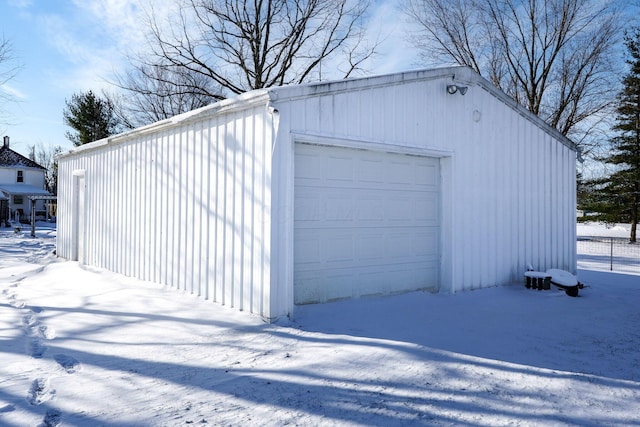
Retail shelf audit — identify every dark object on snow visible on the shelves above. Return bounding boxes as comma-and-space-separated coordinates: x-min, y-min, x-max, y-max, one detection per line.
524, 271, 551, 290
42, 408, 62, 427
547, 269, 584, 297
524, 268, 584, 297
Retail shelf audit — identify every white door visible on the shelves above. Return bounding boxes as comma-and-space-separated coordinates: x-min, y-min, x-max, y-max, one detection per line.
72, 173, 86, 262
294, 143, 440, 304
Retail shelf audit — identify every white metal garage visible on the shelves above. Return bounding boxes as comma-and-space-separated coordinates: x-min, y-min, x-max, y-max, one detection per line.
57, 66, 578, 322
294, 143, 440, 304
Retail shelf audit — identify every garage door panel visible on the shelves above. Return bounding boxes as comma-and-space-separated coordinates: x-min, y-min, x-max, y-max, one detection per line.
295, 194, 323, 222
296, 227, 438, 265
358, 198, 385, 221
325, 196, 356, 222
417, 164, 438, 186
358, 158, 385, 183
387, 160, 419, 185
295, 260, 440, 304
386, 197, 413, 221
296, 153, 323, 181
295, 189, 439, 227
294, 234, 322, 265
357, 233, 386, 260
415, 195, 439, 222
325, 235, 354, 263
327, 155, 355, 182
294, 143, 440, 305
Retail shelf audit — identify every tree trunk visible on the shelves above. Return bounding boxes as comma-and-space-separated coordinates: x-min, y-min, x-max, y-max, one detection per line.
631, 183, 638, 243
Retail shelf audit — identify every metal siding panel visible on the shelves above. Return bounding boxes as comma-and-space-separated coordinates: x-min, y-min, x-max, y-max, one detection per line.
122, 143, 130, 276
162, 131, 170, 287
253, 110, 267, 315
95, 151, 103, 269
176, 131, 185, 290
144, 136, 152, 282
184, 127, 194, 294
138, 137, 146, 281
243, 112, 254, 311
166, 132, 176, 288
544, 134, 553, 269
215, 118, 226, 304
334, 92, 349, 137
194, 122, 204, 297
359, 90, 373, 140
319, 95, 333, 134
234, 114, 244, 308
120, 143, 128, 275
190, 125, 199, 295
224, 118, 235, 306
512, 115, 524, 280
84, 156, 93, 266
132, 140, 139, 278
204, 121, 212, 300
177, 130, 186, 291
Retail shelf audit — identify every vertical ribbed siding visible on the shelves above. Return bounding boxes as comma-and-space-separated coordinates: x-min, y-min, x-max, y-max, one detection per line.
58, 69, 577, 321
276, 73, 577, 295
57, 103, 274, 318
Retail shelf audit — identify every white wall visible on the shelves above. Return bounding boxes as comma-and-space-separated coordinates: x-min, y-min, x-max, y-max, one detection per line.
0, 167, 48, 219
0, 167, 45, 188
268, 67, 576, 318
58, 67, 577, 321
58, 96, 278, 320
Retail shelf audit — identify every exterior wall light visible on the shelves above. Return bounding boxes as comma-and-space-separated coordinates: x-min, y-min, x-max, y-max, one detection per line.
446, 84, 468, 95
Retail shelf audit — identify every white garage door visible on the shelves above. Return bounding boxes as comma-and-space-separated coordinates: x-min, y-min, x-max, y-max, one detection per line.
294, 143, 440, 304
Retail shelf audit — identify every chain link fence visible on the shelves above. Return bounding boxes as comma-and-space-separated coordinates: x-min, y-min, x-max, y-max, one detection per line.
577, 236, 640, 273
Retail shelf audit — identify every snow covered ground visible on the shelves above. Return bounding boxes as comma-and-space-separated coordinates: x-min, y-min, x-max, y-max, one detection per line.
1, 223, 639, 426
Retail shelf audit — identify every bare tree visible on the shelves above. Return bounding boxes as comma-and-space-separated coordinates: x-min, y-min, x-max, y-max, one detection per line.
405, 0, 622, 147
0, 36, 21, 124
114, 61, 221, 128
28, 143, 62, 195
119, 0, 375, 125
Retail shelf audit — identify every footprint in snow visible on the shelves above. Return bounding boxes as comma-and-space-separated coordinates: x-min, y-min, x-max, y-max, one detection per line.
8, 296, 25, 308
22, 313, 37, 328
38, 325, 56, 340
29, 338, 47, 358
30, 305, 44, 313
54, 354, 81, 374
27, 378, 56, 406
40, 408, 62, 427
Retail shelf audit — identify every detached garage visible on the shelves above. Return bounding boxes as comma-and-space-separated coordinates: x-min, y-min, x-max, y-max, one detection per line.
57, 66, 577, 321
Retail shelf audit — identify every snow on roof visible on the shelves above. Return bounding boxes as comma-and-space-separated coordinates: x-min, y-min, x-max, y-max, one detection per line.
0, 146, 46, 169
0, 184, 50, 196
58, 66, 578, 159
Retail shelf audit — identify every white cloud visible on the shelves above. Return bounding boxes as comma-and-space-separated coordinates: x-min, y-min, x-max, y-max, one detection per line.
7, 0, 32, 8
29, 1, 164, 93
363, 1, 422, 74
0, 83, 28, 100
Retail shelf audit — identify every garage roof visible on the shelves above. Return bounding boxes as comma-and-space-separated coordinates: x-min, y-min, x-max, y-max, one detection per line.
58, 66, 578, 158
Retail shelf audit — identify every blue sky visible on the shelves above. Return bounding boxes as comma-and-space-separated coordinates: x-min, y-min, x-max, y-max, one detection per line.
0, 1, 420, 158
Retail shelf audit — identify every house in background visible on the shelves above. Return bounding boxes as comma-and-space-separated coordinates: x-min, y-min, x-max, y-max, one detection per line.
0, 136, 50, 226
56, 66, 578, 322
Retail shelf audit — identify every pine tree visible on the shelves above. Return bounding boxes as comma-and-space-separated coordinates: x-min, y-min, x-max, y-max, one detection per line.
63, 91, 119, 146
595, 28, 640, 243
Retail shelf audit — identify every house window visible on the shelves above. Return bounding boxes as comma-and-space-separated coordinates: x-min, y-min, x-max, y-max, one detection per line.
13, 195, 24, 205
17, 170, 24, 183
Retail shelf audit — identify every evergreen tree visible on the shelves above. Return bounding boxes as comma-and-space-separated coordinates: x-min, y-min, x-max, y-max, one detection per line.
63, 90, 119, 146
592, 28, 640, 242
